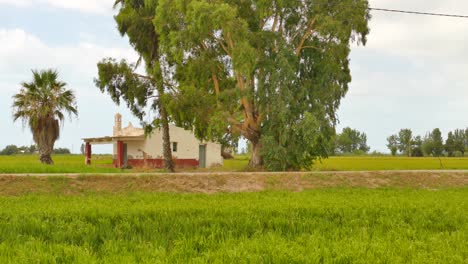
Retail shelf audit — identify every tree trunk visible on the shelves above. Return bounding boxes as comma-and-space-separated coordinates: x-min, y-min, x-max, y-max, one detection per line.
40, 153, 53, 165
249, 141, 263, 168
38, 143, 54, 165
160, 106, 175, 172
221, 145, 234, 159
32, 118, 60, 165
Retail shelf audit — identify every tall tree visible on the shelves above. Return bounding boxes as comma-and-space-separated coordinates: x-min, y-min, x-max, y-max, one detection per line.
335, 127, 370, 154
422, 128, 444, 157
465, 128, 468, 153
431, 128, 444, 157
154, 0, 370, 170
397, 129, 413, 157
453, 129, 466, 156
386, 135, 398, 156
12, 69, 78, 164
422, 132, 434, 157
95, 0, 175, 172
445, 132, 456, 157
411, 135, 424, 157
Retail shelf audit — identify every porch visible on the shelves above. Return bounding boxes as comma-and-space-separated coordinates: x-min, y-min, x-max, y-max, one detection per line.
82, 135, 145, 168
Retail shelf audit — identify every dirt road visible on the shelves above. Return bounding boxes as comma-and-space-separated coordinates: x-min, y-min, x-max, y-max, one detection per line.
0, 170, 467, 195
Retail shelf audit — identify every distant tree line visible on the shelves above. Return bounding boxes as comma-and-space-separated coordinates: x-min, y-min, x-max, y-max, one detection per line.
0, 145, 36, 155
387, 128, 468, 157
0, 145, 71, 156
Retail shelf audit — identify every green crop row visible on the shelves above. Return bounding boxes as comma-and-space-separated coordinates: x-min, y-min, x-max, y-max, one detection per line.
0, 189, 466, 263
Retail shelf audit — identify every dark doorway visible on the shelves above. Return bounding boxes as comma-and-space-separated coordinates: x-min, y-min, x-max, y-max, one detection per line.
199, 145, 207, 168
123, 143, 128, 167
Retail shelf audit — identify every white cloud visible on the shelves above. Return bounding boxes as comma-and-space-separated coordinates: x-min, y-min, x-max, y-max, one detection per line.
338, 0, 468, 151
0, 0, 30, 7
0, 28, 141, 153
368, 0, 468, 59
348, 0, 468, 98
0, 28, 138, 88
0, 0, 114, 14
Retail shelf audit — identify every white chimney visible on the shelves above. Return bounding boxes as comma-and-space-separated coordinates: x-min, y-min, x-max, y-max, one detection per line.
113, 113, 122, 136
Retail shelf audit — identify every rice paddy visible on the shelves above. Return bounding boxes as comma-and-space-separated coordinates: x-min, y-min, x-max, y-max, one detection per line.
0, 154, 467, 263
0, 189, 466, 263
0, 155, 468, 174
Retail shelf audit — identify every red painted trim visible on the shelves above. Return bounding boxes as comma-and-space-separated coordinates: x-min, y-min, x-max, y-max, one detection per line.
114, 159, 199, 169
85, 143, 92, 165
116, 141, 124, 168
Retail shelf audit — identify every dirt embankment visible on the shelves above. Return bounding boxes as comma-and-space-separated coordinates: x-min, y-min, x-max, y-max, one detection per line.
0, 171, 467, 196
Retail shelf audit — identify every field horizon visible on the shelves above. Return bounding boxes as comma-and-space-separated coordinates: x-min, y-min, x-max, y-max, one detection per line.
1, 154, 468, 174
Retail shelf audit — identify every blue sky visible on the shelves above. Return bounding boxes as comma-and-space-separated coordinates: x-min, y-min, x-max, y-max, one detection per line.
1, 0, 467, 154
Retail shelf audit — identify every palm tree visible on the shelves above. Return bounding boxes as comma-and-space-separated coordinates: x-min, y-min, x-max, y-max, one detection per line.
12, 69, 78, 164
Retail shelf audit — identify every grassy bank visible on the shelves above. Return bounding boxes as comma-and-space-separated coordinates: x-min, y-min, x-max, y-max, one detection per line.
0, 172, 467, 195
0, 189, 466, 263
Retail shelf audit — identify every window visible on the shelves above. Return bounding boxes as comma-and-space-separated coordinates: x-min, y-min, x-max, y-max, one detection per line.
172, 142, 178, 152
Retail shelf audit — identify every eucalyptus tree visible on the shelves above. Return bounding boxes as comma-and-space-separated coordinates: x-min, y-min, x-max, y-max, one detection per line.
422, 128, 444, 157
445, 132, 456, 157
154, 0, 370, 170
453, 129, 466, 156
12, 70, 78, 164
386, 135, 398, 156
397, 129, 413, 157
335, 127, 370, 154
95, 0, 175, 171
431, 128, 444, 157
412, 135, 423, 157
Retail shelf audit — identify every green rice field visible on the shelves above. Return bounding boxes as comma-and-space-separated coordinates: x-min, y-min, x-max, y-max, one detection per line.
0, 189, 466, 263
0, 155, 467, 173
0, 155, 120, 174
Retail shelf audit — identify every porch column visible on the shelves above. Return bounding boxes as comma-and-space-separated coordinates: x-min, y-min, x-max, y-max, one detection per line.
117, 140, 124, 168
85, 142, 92, 165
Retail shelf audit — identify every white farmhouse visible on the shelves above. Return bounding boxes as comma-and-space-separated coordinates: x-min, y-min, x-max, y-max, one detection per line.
83, 114, 223, 168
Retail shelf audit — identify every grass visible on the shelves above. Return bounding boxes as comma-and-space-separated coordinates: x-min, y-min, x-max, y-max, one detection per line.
1, 155, 468, 174
0, 154, 251, 174
224, 156, 468, 171
0, 189, 466, 263
221, 155, 251, 171
0, 155, 122, 174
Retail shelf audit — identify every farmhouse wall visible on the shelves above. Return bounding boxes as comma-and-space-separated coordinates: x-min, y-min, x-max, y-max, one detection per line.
114, 124, 223, 168
205, 142, 223, 167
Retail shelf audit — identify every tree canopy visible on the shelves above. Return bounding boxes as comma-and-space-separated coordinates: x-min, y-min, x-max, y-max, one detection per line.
153, 0, 370, 170
386, 135, 398, 156
96, 0, 370, 171
397, 129, 413, 157
422, 128, 444, 157
334, 127, 370, 154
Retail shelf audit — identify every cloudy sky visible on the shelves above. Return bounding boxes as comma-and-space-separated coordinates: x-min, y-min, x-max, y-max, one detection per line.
0, 0, 467, 154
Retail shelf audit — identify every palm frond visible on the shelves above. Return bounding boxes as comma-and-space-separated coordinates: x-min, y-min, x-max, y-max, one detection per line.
12, 69, 78, 145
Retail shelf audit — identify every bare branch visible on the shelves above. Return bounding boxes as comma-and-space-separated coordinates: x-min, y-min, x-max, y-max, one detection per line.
295, 16, 318, 56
